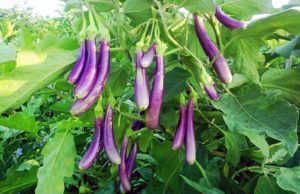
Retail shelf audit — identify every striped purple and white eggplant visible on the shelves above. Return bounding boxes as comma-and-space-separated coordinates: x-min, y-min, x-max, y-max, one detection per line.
215, 5, 244, 30
172, 104, 186, 150
146, 53, 164, 129
135, 49, 150, 111
103, 105, 121, 165
185, 98, 196, 165
119, 137, 131, 192
79, 117, 103, 170
68, 41, 87, 85
74, 39, 98, 99
71, 40, 110, 116
141, 43, 157, 68
194, 15, 232, 84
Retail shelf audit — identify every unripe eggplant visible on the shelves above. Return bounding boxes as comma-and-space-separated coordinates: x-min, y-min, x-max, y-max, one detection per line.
146, 54, 164, 129
119, 137, 131, 192
135, 50, 150, 111
172, 104, 186, 150
141, 43, 157, 68
79, 117, 103, 170
215, 5, 244, 30
185, 98, 196, 165
74, 39, 98, 99
103, 105, 121, 165
68, 41, 87, 84
194, 15, 232, 84
71, 40, 110, 116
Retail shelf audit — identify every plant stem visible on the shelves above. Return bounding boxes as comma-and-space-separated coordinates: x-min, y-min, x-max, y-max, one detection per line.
195, 160, 211, 188
231, 166, 261, 180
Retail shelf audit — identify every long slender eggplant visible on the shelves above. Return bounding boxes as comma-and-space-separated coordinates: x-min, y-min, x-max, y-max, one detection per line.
194, 15, 232, 84
79, 117, 103, 170
74, 39, 98, 99
215, 5, 244, 30
68, 41, 87, 84
201, 71, 219, 100
185, 98, 196, 165
119, 137, 131, 192
103, 105, 121, 165
141, 43, 157, 68
135, 49, 150, 111
146, 53, 164, 129
71, 40, 110, 116
172, 104, 186, 150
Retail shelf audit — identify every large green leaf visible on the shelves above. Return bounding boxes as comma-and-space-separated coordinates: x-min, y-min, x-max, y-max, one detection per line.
35, 129, 76, 194
0, 47, 76, 114
224, 131, 247, 166
274, 36, 300, 58
0, 167, 38, 194
212, 85, 299, 156
107, 64, 129, 96
276, 167, 300, 194
0, 112, 38, 134
261, 68, 300, 107
255, 175, 291, 194
226, 38, 265, 84
166, 0, 215, 13
181, 175, 224, 194
221, 0, 273, 20
88, 0, 114, 12
236, 8, 300, 38
124, 0, 153, 26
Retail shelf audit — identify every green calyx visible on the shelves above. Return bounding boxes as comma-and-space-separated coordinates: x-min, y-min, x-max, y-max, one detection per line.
156, 40, 167, 55
95, 96, 104, 117
87, 11, 97, 39
200, 69, 214, 86
180, 93, 186, 105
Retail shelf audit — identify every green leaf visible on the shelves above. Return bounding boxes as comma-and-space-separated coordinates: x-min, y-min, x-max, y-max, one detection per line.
166, 0, 215, 13
236, 8, 300, 38
262, 68, 300, 107
138, 130, 154, 152
221, 0, 273, 20
224, 131, 247, 166
164, 67, 191, 100
255, 175, 291, 194
0, 167, 38, 194
226, 38, 265, 84
276, 167, 300, 194
124, 0, 153, 26
241, 131, 269, 157
212, 85, 299, 156
274, 36, 300, 58
0, 47, 76, 114
89, 0, 114, 12
0, 112, 38, 134
0, 42, 16, 64
35, 130, 76, 194
181, 175, 224, 194
107, 64, 129, 96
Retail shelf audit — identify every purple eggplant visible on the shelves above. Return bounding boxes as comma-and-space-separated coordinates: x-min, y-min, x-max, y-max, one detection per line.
141, 43, 157, 68
135, 49, 150, 111
103, 105, 121, 165
204, 83, 219, 100
215, 5, 244, 30
71, 40, 110, 116
68, 41, 87, 84
74, 39, 98, 99
79, 117, 103, 170
146, 54, 164, 129
194, 15, 232, 84
185, 98, 196, 165
119, 137, 131, 192
172, 104, 186, 150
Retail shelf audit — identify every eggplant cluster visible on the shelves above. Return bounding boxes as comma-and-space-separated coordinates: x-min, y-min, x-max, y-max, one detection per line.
194, 6, 244, 99
134, 43, 165, 129
172, 95, 196, 165
68, 39, 110, 116
79, 106, 142, 193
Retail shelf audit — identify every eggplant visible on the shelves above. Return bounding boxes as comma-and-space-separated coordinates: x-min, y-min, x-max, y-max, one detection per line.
71, 40, 110, 116
74, 39, 98, 99
194, 15, 232, 84
68, 41, 87, 84
79, 117, 103, 170
141, 43, 157, 68
103, 105, 121, 165
135, 49, 150, 110
146, 53, 164, 129
185, 98, 196, 165
119, 137, 131, 192
172, 104, 186, 150
204, 83, 219, 101
215, 5, 244, 30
